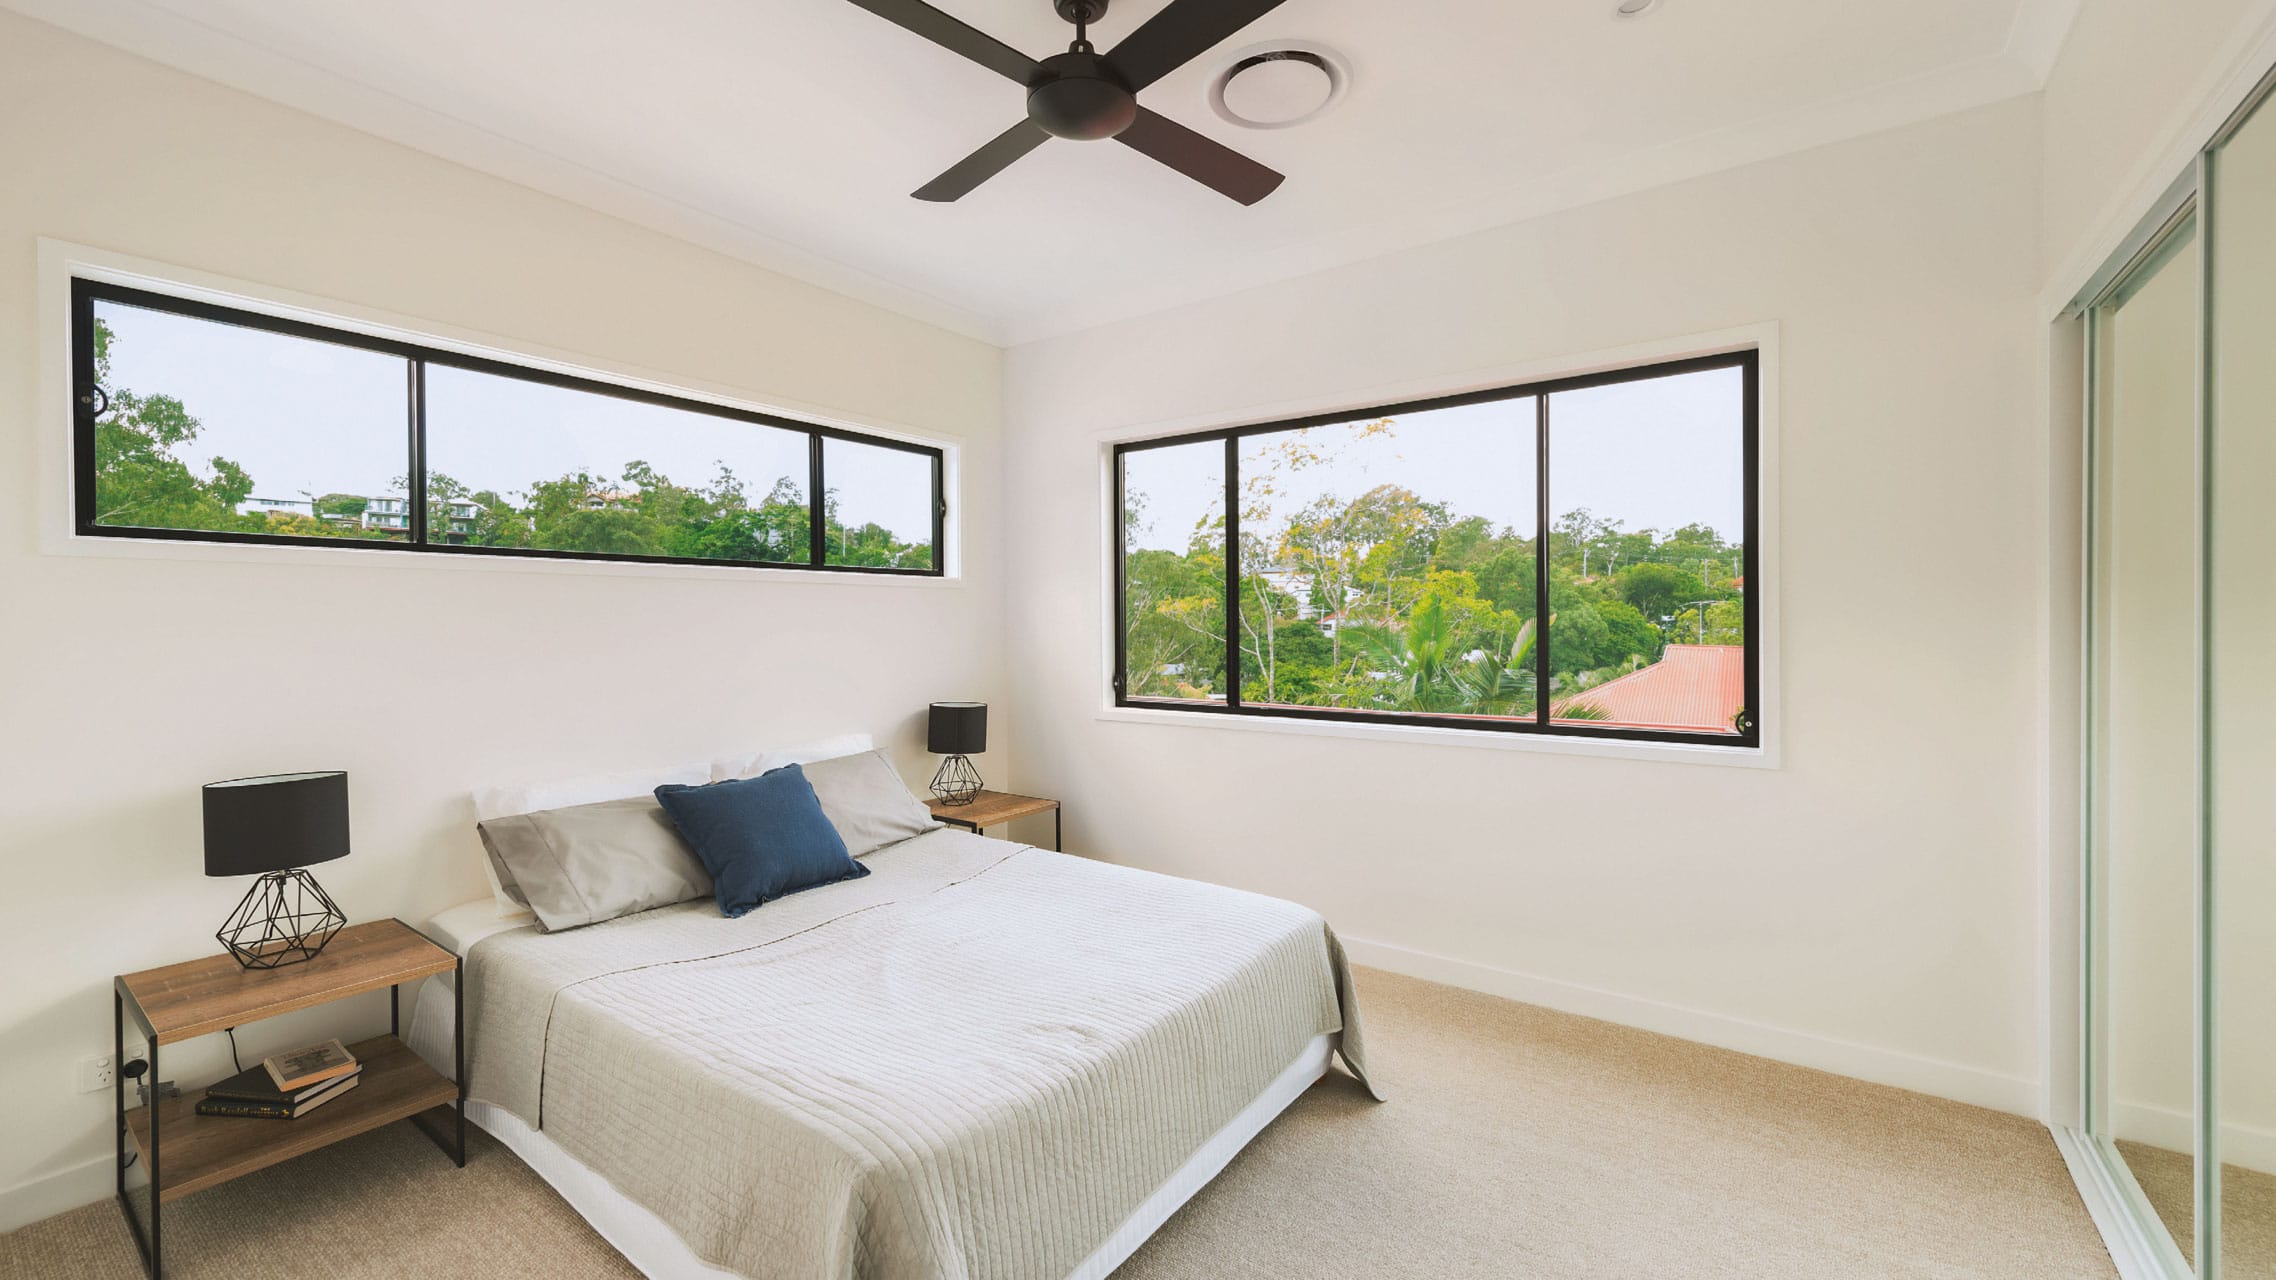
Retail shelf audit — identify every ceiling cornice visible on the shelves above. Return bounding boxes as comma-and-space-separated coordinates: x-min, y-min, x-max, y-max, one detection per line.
2003, 0, 2086, 85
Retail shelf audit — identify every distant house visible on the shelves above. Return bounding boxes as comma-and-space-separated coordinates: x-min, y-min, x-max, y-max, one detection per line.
438, 499, 482, 542
1552, 644, 1745, 733
358, 495, 482, 539
585, 488, 638, 509
1317, 603, 1398, 639
237, 496, 313, 519
1253, 568, 1317, 619
362, 495, 410, 532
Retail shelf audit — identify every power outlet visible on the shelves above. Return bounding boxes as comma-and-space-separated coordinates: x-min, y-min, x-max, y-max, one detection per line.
79, 1053, 115, 1094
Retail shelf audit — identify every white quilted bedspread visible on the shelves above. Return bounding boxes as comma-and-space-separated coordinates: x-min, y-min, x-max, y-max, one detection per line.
463, 829, 1374, 1280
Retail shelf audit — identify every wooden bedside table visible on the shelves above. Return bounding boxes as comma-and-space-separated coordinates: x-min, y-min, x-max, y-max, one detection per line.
113, 918, 464, 1279
928, 790, 1061, 851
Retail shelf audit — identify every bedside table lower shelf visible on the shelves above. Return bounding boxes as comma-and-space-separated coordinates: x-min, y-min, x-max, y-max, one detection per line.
125, 1034, 456, 1203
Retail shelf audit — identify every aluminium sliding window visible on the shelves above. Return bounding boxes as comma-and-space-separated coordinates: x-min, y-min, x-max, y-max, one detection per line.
70, 279, 945, 575
1113, 351, 1758, 747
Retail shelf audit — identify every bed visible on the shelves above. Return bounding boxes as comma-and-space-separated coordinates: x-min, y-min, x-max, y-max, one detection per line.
406, 824, 1375, 1280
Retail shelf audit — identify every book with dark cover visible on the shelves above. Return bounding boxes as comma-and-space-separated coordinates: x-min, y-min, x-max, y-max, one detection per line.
195, 1073, 359, 1120
202, 1061, 362, 1105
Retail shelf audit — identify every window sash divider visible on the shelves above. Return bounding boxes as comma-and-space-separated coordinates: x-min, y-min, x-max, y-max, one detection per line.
407, 360, 428, 547
1535, 393, 1552, 729
808, 433, 826, 569
1224, 434, 1242, 711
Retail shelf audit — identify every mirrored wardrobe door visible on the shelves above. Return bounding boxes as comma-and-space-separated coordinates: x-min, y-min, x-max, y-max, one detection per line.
2089, 207, 2204, 1267
2211, 83, 2276, 1279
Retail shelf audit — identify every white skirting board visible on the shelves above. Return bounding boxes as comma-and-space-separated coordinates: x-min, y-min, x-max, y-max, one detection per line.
405, 975, 1334, 1280
0, 1154, 115, 1235
1340, 934, 2041, 1117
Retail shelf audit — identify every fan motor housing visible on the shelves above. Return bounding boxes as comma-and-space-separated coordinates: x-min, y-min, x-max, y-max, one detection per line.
1027, 51, 1137, 140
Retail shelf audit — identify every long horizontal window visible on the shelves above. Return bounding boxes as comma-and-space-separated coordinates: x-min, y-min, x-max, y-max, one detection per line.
70, 280, 945, 575
1114, 351, 1758, 747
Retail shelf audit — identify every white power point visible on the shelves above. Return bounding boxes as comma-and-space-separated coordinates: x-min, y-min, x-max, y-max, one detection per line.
79, 1053, 115, 1093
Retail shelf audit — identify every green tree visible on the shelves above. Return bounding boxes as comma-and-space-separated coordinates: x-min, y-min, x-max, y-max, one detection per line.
1596, 598, 1664, 665
85, 319, 265, 534
1472, 544, 1537, 618
1545, 599, 1609, 676
1614, 562, 1710, 622
536, 506, 663, 556
1124, 540, 1226, 698
1669, 598, 1745, 645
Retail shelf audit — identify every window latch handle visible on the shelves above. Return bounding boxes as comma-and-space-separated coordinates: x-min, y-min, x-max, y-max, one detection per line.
79, 385, 109, 417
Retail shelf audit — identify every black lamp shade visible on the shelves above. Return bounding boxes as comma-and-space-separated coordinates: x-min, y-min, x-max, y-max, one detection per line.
203, 771, 350, 877
927, 702, 988, 755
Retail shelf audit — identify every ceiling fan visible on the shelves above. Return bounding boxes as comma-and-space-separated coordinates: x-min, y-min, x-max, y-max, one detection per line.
843, 0, 1288, 204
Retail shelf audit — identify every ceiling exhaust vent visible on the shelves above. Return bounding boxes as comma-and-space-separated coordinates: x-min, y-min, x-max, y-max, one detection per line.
1209, 42, 1349, 130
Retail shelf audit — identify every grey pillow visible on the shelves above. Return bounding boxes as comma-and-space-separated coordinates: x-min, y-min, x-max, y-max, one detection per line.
476, 796, 712, 932
800, 750, 939, 857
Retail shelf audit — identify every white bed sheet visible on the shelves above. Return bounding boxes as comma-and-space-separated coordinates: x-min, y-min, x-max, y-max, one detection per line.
404, 900, 1333, 1280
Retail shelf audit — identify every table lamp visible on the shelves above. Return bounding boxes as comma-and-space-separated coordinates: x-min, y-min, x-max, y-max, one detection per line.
927, 702, 987, 806
204, 771, 351, 969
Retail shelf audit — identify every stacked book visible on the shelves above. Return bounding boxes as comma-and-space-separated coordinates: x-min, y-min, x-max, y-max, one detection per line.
194, 1038, 362, 1120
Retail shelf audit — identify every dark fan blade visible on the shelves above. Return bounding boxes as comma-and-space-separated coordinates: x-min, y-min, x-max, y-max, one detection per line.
1103, 0, 1286, 92
1115, 108, 1283, 204
913, 120, 1051, 201
840, 0, 1040, 84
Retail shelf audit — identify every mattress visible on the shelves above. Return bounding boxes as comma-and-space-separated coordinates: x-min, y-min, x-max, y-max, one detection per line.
410, 830, 1372, 1280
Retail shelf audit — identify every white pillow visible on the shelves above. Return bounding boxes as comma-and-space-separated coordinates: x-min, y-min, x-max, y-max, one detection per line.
711, 732, 873, 783
468, 759, 711, 916
425, 897, 535, 956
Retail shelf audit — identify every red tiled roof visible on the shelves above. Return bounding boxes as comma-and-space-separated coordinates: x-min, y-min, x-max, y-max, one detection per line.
1552, 644, 1745, 733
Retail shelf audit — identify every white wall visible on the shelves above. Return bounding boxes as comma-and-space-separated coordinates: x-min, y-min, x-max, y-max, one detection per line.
1003, 98, 2049, 1113
0, 12, 1003, 1228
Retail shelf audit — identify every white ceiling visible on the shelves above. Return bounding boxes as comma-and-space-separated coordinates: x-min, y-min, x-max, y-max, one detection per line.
9, 0, 2082, 344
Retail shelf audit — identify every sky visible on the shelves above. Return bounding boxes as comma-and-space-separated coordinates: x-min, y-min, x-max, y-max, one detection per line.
98, 300, 936, 542
1121, 366, 1745, 554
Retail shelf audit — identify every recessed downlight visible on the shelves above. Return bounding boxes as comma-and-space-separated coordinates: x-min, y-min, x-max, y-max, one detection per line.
1614, 0, 1664, 17
1209, 41, 1350, 131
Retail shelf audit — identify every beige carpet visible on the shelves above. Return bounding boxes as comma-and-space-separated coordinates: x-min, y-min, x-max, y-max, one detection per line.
1, 968, 2115, 1279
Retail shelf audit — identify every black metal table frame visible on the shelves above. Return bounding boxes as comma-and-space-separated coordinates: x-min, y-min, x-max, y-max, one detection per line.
935, 803, 1061, 851
113, 926, 465, 1280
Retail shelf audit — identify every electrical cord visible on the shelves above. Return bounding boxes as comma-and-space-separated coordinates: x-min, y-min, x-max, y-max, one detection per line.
116, 1029, 244, 1175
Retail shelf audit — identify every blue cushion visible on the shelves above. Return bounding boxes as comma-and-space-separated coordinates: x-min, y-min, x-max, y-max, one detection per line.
653, 765, 868, 918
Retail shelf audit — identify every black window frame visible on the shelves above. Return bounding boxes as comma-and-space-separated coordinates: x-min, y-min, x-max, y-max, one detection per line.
70, 278, 948, 577
1111, 349, 1761, 749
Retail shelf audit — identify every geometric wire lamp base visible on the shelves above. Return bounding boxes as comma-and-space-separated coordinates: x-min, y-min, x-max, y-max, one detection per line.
929, 753, 983, 806
217, 869, 345, 969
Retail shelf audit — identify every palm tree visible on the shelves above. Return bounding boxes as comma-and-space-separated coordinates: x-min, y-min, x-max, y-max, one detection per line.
1357, 605, 1547, 717
1447, 616, 1543, 716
